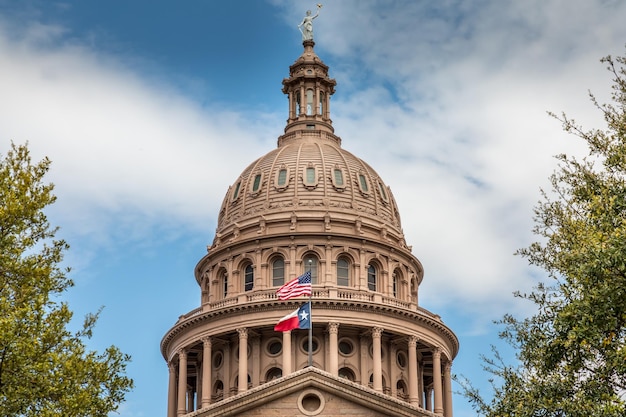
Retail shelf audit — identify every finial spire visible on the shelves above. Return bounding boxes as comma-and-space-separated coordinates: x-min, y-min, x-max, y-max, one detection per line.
298, 4, 322, 41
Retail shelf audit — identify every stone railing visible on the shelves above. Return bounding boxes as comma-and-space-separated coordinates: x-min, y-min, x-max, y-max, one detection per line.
179, 287, 435, 322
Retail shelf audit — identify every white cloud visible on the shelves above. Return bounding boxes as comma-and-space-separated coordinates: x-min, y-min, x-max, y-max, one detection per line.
3, 0, 626, 329
274, 0, 626, 324
0, 17, 277, 251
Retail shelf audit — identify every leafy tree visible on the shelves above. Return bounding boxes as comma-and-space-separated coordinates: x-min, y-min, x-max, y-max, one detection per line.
0, 143, 133, 416
459, 51, 626, 416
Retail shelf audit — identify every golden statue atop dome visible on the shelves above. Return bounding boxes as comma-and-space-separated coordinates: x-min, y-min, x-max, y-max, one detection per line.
298, 4, 322, 41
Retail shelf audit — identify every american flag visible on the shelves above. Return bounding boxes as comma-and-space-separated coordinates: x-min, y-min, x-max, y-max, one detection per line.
277, 271, 312, 300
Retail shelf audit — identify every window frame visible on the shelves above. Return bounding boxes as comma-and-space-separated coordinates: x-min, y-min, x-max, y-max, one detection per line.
367, 264, 377, 291
244, 264, 254, 292
337, 257, 350, 286
272, 257, 285, 287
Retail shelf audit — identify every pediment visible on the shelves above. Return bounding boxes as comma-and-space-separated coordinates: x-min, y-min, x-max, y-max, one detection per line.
187, 367, 433, 417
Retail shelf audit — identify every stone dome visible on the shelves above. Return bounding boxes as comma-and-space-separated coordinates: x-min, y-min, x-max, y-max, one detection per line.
211, 40, 407, 253
214, 130, 404, 247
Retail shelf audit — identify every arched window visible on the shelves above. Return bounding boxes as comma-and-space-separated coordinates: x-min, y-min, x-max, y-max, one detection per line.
306, 89, 314, 115
367, 265, 377, 291
393, 274, 398, 297
303, 255, 318, 284
272, 257, 285, 287
337, 258, 349, 286
319, 91, 325, 115
296, 91, 301, 114
338, 367, 355, 381
265, 367, 283, 381
213, 380, 224, 401
396, 380, 408, 400
244, 264, 254, 292
220, 271, 228, 299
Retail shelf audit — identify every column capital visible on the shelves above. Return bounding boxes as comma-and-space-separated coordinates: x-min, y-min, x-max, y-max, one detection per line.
178, 349, 187, 360
432, 347, 441, 359
327, 322, 339, 334
237, 328, 249, 339
201, 336, 212, 347
408, 335, 419, 347
371, 327, 384, 338
444, 361, 452, 372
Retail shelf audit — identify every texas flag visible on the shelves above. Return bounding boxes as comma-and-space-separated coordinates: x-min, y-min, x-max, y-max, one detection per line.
274, 302, 311, 332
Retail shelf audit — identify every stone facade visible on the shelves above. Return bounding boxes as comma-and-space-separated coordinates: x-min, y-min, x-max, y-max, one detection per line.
161, 40, 458, 417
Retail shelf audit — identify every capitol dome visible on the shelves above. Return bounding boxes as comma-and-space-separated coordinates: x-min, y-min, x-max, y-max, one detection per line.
161, 39, 458, 417
212, 41, 406, 255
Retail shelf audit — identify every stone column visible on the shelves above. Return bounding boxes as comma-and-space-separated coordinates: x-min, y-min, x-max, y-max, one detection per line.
201, 337, 212, 408
282, 330, 292, 375
252, 336, 260, 387
425, 387, 433, 411
167, 362, 177, 417
177, 350, 187, 417
359, 335, 368, 385
408, 336, 419, 406
418, 360, 424, 407
433, 348, 444, 415
372, 327, 383, 392
223, 343, 231, 398
237, 328, 248, 393
389, 341, 398, 397
444, 361, 453, 417
328, 322, 339, 376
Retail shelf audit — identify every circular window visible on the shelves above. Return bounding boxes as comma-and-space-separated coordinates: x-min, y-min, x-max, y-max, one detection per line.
397, 351, 408, 368
297, 389, 325, 416
212, 351, 223, 369
338, 339, 354, 356
266, 339, 282, 356
301, 337, 320, 354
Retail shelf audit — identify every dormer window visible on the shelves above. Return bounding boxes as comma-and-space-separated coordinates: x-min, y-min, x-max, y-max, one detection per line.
277, 169, 287, 185
357, 173, 370, 195
275, 166, 290, 191
331, 167, 346, 191
303, 164, 318, 190
232, 181, 242, 201
250, 173, 262, 196
378, 180, 389, 203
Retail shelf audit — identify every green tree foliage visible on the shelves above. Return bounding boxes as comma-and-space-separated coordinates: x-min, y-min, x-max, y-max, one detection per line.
459, 52, 626, 416
0, 143, 133, 416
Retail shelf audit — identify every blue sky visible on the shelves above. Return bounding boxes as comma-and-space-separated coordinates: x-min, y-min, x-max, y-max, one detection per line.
2, 1, 626, 416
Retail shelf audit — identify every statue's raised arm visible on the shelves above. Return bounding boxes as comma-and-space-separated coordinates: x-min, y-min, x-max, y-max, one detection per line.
298, 4, 322, 41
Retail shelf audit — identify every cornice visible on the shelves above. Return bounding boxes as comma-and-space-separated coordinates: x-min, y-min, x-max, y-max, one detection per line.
160, 296, 459, 362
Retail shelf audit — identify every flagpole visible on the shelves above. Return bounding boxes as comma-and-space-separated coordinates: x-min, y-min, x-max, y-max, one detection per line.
307, 259, 313, 368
